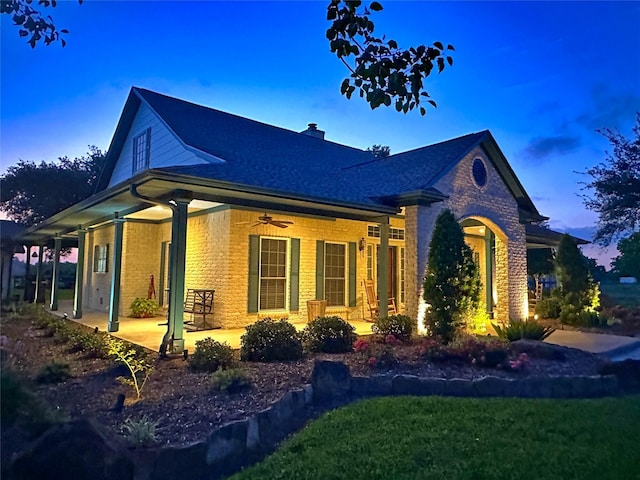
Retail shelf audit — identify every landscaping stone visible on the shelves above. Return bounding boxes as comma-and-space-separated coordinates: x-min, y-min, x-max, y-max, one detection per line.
311, 360, 351, 400
501, 378, 523, 397
392, 375, 445, 396
206, 419, 247, 464
600, 374, 620, 396
598, 359, 640, 392
444, 378, 475, 397
9, 418, 134, 480
519, 376, 553, 398
570, 376, 602, 398
151, 442, 207, 480
246, 417, 260, 451
303, 384, 313, 404
511, 339, 567, 361
473, 376, 506, 397
350, 375, 370, 396
550, 376, 575, 398
369, 374, 394, 395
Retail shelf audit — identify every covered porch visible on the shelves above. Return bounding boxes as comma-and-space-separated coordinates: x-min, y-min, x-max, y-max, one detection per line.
50, 299, 376, 352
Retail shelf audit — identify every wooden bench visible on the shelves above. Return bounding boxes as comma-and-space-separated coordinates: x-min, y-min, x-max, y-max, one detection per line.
184, 289, 216, 330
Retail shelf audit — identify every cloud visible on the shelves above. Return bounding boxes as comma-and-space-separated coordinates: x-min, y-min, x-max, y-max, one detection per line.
521, 135, 582, 161
575, 86, 640, 131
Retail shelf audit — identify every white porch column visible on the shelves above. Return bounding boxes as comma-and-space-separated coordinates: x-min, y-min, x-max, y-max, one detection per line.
377, 217, 390, 318
49, 236, 61, 311
107, 217, 125, 332
73, 228, 87, 319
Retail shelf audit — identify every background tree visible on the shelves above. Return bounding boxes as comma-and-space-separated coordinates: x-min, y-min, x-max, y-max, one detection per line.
527, 248, 555, 292
612, 232, 640, 280
582, 114, 640, 245
1, 0, 82, 48
423, 209, 480, 343
328, 0, 454, 114
555, 234, 600, 325
0, 146, 105, 226
366, 144, 390, 158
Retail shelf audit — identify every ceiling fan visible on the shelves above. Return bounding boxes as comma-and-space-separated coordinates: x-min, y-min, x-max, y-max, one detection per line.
237, 213, 293, 229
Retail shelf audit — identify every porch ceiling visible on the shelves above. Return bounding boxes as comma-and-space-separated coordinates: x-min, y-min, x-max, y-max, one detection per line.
18, 171, 398, 244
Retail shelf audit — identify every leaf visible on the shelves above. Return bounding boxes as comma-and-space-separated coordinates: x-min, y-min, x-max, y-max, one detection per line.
433, 41, 444, 50
369, 1, 383, 11
447, 56, 453, 66
326, 28, 336, 40
428, 100, 437, 108
388, 39, 397, 49
437, 57, 445, 73
447, 44, 455, 50
420, 107, 426, 116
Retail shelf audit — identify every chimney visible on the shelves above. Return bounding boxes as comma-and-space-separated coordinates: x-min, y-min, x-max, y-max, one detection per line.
301, 123, 325, 140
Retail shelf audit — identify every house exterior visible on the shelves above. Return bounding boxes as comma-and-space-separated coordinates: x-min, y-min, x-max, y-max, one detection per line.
19, 87, 556, 353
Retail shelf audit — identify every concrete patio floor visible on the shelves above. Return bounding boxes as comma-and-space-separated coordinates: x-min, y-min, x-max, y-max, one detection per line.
50, 300, 375, 352
545, 329, 640, 360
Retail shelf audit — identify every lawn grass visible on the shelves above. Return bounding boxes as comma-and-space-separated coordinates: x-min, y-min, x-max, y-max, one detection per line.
600, 283, 640, 309
231, 396, 640, 480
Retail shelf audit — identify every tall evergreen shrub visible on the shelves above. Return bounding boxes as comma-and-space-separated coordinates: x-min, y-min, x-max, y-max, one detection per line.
423, 209, 481, 343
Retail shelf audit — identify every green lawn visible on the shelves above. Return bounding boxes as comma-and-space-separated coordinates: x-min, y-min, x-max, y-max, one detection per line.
231, 396, 640, 480
600, 283, 640, 308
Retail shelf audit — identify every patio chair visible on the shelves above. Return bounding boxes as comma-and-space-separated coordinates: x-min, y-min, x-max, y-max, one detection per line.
363, 279, 397, 321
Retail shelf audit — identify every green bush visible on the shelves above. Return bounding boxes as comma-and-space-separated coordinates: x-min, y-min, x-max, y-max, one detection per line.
188, 337, 235, 372
240, 318, 303, 362
76, 332, 108, 358
130, 297, 159, 318
302, 316, 356, 353
535, 296, 562, 319
423, 209, 481, 343
447, 335, 509, 368
36, 361, 72, 384
210, 368, 252, 393
493, 319, 554, 342
371, 314, 413, 340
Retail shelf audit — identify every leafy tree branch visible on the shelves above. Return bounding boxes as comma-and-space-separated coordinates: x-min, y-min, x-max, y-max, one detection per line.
1, 0, 82, 48
327, 0, 454, 115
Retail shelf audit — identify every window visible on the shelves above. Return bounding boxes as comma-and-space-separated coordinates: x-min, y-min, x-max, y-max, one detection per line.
259, 238, 287, 310
472, 158, 487, 187
132, 128, 151, 173
93, 244, 109, 273
325, 242, 346, 306
366, 244, 373, 280
367, 225, 404, 240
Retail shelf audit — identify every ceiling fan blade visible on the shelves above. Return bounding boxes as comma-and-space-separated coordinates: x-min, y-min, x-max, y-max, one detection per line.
269, 221, 290, 228
273, 220, 293, 224
235, 221, 257, 225
251, 221, 265, 227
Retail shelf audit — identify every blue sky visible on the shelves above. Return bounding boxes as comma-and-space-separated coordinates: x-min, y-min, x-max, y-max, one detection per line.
2, 1, 639, 266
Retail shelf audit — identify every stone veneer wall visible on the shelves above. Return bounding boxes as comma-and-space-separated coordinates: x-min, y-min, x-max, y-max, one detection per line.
404, 146, 529, 323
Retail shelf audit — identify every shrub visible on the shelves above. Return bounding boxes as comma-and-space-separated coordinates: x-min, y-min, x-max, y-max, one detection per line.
450, 335, 508, 368
189, 338, 235, 372
75, 332, 108, 358
302, 316, 356, 353
36, 361, 72, 384
240, 318, 303, 362
210, 368, 252, 394
130, 298, 159, 318
420, 337, 449, 362
353, 338, 396, 369
493, 318, 554, 342
372, 314, 413, 341
106, 335, 153, 400
121, 415, 159, 447
423, 209, 481, 343
535, 296, 562, 319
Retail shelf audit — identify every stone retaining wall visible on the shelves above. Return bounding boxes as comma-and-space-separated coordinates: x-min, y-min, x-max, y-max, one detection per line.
137, 361, 623, 480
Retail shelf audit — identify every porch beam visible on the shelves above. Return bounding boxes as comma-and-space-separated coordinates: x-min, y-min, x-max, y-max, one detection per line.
107, 218, 125, 332
49, 236, 61, 311
34, 245, 45, 303
164, 194, 191, 354
73, 228, 87, 319
377, 218, 390, 318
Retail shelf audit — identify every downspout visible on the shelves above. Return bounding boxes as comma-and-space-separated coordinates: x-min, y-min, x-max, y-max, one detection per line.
130, 183, 176, 355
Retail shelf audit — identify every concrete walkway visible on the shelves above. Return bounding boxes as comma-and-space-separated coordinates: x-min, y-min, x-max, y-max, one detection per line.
545, 329, 640, 360
49, 301, 375, 353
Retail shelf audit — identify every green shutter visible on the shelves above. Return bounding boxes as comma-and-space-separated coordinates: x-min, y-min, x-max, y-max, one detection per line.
315, 240, 325, 300
290, 238, 300, 311
348, 242, 357, 307
248, 235, 260, 313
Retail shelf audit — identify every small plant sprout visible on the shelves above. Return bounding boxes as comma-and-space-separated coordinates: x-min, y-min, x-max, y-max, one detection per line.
121, 415, 160, 447
105, 335, 153, 400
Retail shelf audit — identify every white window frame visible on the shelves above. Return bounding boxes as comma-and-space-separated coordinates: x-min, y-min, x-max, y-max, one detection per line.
324, 241, 347, 307
258, 236, 289, 312
93, 244, 108, 274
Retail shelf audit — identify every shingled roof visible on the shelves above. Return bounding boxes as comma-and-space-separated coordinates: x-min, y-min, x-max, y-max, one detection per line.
96, 87, 541, 216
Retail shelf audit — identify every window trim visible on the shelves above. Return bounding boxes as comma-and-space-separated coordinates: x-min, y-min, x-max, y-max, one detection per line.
258, 236, 289, 312
324, 241, 347, 307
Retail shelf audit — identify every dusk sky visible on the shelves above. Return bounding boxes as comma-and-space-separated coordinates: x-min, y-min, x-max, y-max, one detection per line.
2, 1, 639, 267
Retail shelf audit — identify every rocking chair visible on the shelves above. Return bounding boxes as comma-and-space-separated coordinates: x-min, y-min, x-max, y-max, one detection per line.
363, 279, 397, 321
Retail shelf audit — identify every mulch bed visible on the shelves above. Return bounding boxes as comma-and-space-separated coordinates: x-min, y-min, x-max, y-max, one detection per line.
0, 314, 607, 463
